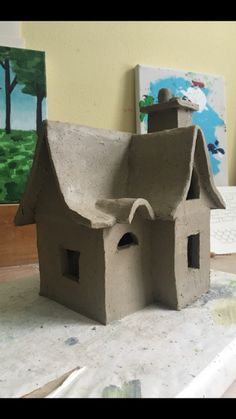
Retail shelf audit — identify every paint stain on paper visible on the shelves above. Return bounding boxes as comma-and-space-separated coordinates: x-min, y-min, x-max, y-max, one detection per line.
199, 284, 233, 306
102, 380, 142, 398
64, 337, 79, 346
213, 298, 236, 326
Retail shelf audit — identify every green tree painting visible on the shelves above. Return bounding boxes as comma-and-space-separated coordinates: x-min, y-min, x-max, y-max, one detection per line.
0, 46, 47, 203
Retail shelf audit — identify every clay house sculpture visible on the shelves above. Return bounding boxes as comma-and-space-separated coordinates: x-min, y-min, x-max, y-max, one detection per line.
15, 88, 225, 325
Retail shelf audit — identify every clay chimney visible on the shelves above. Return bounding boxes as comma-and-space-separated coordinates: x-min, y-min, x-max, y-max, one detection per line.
140, 88, 199, 133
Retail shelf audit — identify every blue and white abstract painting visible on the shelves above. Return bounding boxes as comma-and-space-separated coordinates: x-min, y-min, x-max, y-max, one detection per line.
135, 65, 227, 186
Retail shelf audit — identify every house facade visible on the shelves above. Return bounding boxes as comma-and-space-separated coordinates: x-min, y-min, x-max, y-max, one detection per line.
15, 89, 225, 324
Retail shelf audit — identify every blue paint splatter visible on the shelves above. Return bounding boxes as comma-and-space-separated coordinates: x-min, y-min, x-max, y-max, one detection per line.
64, 337, 79, 346
144, 77, 225, 176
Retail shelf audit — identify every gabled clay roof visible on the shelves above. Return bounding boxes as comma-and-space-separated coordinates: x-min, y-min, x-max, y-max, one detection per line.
129, 126, 225, 219
15, 121, 225, 229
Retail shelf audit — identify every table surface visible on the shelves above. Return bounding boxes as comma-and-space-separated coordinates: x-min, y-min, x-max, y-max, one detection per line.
210, 253, 236, 275
1, 260, 236, 398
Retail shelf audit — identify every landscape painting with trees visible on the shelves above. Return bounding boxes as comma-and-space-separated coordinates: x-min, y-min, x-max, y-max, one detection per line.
0, 46, 47, 203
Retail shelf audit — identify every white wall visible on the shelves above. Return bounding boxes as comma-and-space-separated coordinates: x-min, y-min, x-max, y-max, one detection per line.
22, 21, 236, 184
0, 21, 25, 48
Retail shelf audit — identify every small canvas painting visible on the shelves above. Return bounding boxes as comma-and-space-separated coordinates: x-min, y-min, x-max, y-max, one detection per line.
0, 46, 47, 203
135, 65, 227, 186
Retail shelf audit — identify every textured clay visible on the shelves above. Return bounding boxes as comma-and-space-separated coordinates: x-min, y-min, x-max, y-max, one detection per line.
15, 88, 225, 324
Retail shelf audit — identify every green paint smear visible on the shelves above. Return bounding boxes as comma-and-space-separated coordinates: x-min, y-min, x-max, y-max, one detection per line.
102, 380, 142, 398
139, 95, 154, 122
213, 297, 236, 327
228, 280, 236, 289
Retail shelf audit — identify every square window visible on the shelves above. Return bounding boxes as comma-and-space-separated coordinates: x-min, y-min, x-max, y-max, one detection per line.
61, 248, 80, 281
187, 234, 200, 269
